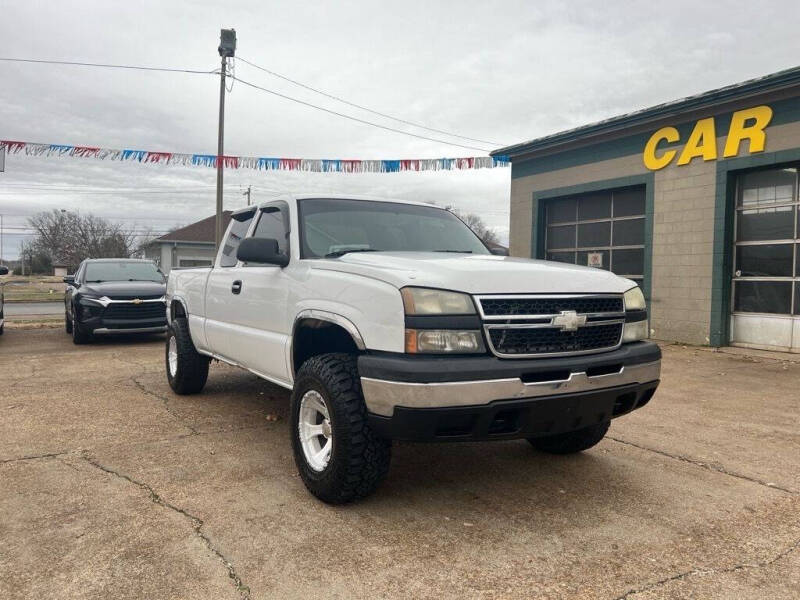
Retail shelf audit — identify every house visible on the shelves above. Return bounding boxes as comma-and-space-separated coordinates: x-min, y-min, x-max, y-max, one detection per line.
52, 264, 68, 277
144, 212, 232, 274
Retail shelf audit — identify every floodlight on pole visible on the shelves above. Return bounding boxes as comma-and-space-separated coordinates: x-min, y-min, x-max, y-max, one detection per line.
215, 28, 236, 252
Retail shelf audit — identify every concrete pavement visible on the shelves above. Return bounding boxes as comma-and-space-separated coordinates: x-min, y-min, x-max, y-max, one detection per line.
1, 329, 798, 599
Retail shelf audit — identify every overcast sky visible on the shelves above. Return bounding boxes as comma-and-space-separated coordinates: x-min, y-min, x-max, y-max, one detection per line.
2, 0, 799, 260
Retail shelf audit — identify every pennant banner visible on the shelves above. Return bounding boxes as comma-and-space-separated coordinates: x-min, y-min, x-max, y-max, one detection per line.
0, 140, 509, 173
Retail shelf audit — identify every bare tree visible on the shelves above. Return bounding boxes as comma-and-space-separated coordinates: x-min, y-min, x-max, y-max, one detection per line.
450, 209, 501, 246
26, 210, 139, 271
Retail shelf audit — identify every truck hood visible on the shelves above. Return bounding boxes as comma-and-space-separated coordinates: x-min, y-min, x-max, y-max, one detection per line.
310, 252, 636, 294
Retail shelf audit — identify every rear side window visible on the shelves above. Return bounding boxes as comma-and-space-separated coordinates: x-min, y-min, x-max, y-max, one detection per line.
252, 207, 289, 255
220, 212, 255, 267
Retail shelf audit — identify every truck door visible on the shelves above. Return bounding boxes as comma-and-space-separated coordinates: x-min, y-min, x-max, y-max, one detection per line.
229, 204, 292, 383
204, 208, 256, 362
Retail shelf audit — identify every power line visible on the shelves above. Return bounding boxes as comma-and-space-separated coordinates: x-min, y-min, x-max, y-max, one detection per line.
230, 74, 493, 153
0, 56, 215, 75
238, 56, 505, 147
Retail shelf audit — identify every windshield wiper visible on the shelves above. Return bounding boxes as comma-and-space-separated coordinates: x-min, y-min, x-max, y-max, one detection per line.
433, 250, 473, 253
324, 248, 380, 258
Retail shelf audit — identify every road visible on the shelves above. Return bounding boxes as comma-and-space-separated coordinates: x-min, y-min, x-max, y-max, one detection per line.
3, 301, 63, 316
1, 329, 798, 599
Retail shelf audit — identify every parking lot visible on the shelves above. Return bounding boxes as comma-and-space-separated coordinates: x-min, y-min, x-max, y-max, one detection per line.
1, 328, 798, 599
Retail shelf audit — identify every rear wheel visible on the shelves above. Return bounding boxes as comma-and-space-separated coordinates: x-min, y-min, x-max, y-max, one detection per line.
291, 353, 391, 504
527, 421, 610, 454
166, 318, 209, 394
65, 309, 73, 333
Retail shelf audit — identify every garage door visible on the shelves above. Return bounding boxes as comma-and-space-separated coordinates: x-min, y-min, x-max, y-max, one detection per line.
544, 186, 646, 289
731, 166, 800, 352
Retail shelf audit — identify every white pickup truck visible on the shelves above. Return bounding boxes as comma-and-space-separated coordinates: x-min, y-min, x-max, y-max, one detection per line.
166, 195, 660, 503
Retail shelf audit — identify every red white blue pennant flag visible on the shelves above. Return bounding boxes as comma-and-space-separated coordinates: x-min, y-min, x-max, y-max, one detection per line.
1, 140, 509, 173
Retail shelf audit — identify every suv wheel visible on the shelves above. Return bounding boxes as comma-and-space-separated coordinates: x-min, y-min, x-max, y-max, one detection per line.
65, 309, 73, 333
166, 318, 209, 394
291, 353, 391, 504
71, 313, 90, 344
527, 421, 610, 454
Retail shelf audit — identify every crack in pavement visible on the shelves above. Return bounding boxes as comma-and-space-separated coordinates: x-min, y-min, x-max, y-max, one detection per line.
0, 451, 67, 465
79, 452, 251, 600
613, 536, 800, 599
132, 376, 199, 435
608, 436, 795, 495
0, 424, 274, 464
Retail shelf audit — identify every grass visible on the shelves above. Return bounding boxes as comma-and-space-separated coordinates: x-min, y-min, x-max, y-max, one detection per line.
2, 275, 66, 303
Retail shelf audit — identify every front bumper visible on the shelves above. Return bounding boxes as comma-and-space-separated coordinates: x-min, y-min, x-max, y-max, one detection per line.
77, 300, 167, 334
359, 341, 660, 441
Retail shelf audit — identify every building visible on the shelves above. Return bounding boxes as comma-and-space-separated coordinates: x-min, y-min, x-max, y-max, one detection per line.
144, 212, 232, 274
492, 66, 800, 352
52, 264, 68, 277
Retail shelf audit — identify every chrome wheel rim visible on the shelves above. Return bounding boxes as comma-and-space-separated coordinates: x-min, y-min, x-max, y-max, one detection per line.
298, 390, 332, 472
167, 336, 178, 376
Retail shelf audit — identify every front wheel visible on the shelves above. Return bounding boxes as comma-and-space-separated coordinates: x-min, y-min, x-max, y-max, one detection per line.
166, 318, 209, 394
527, 421, 610, 454
291, 353, 391, 504
71, 313, 90, 344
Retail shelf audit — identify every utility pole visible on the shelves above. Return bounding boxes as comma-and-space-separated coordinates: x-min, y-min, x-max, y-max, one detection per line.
216, 28, 236, 252
243, 185, 251, 206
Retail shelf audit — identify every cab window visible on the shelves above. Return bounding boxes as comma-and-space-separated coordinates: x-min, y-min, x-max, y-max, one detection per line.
220, 211, 255, 267
252, 206, 289, 255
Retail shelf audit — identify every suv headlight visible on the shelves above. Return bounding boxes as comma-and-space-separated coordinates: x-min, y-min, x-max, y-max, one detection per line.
622, 286, 648, 342
400, 287, 475, 315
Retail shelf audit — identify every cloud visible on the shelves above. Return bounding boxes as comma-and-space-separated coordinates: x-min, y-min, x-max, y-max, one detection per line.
2, 0, 798, 259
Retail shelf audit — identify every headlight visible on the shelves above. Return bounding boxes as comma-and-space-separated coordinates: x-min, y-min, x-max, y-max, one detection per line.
622, 320, 648, 343
401, 287, 475, 315
405, 329, 485, 353
623, 286, 646, 311
622, 286, 647, 342
79, 295, 106, 306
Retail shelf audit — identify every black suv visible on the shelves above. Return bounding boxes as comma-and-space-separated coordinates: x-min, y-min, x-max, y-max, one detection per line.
64, 259, 167, 344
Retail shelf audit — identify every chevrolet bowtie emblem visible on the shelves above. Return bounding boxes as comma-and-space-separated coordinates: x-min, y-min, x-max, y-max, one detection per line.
551, 310, 586, 332
132, 298, 143, 305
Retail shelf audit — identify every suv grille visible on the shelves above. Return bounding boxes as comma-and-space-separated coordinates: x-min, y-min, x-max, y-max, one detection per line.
105, 302, 166, 321
487, 323, 623, 356
477, 294, 624, 357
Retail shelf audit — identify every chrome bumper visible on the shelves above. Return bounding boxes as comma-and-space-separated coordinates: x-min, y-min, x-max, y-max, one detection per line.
92, 326, 167, 335
361, 360, 661, 417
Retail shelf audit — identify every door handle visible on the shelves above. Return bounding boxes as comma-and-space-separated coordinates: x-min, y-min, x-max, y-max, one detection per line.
231, 280, 242, 294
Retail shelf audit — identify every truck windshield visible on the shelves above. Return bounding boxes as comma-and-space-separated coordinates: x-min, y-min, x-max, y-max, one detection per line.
84, 261, 164, 283
298, 198, 490, 258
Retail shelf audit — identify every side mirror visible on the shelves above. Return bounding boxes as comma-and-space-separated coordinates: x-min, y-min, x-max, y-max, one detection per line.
0, 266, 8, 276
63, 275, 75, 284
236, 237, 289, 267
490, 247, 509, 256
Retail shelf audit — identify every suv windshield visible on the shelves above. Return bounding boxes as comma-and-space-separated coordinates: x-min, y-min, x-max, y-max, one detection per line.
84, 261, 164, 283
299, 198, 490, 258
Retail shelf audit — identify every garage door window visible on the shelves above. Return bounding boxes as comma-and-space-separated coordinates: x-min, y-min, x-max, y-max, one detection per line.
733, 167, 799, 315
545, 186, 646, 287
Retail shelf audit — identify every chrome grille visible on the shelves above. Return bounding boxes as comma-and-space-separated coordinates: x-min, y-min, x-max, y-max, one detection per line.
477, 294, 624, 358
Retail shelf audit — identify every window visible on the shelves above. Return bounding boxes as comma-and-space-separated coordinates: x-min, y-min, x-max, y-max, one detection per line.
220, 210, 255, 267
733, 166, 799, 315
252, 206, 289, 255
298, 198, 489, 258
545, 186, 646, 287
84, 261, 164, 283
